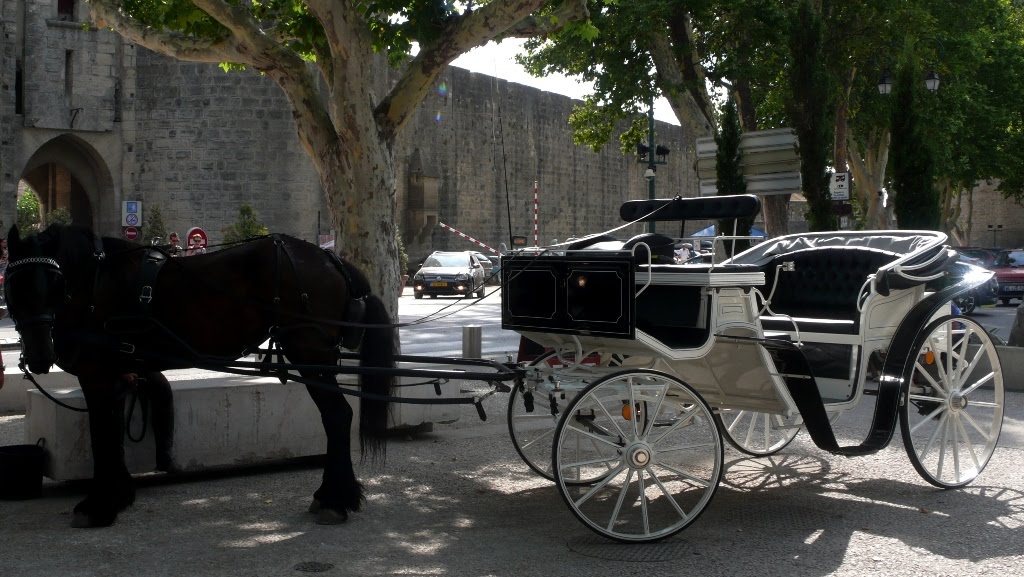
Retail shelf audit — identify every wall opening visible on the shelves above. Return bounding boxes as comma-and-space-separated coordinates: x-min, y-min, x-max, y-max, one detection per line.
58, 0, 76, 21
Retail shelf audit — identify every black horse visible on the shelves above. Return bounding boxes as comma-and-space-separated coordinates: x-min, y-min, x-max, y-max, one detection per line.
4, 224, 394, 528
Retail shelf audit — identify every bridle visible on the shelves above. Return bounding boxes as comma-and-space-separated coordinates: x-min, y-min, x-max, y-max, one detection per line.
3, 256, 67, 331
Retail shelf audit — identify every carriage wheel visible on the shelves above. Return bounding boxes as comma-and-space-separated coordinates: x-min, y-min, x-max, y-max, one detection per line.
552, 370, 723, 543
714, 409, 800, 456
900, 315, 1004, 488
508, 350, 603, 481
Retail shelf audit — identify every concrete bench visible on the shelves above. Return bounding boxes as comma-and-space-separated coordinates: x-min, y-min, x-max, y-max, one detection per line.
24, 368, 460, 481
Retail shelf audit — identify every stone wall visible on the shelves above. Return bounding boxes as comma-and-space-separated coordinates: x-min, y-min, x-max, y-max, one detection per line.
960, 180, 1024, 248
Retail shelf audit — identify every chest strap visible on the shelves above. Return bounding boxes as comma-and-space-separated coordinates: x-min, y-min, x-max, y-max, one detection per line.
138, 248, 169, 313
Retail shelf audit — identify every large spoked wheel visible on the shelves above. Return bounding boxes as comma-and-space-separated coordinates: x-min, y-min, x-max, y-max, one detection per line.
552, 370, 723, 543
714, 410, 801, 456
508, 350, 603, 481
901, 315, 1004, 488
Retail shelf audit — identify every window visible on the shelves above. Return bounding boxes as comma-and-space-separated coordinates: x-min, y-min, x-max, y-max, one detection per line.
58, 0, 75, 20
15, 60, 23, 114
65, 51, 74, 102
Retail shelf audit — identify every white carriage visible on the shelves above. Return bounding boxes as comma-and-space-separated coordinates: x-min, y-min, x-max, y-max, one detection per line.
500, 195, 1004, 543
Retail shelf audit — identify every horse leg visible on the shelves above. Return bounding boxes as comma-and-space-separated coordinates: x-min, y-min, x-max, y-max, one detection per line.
72, 377, 135, 528
140, 371, 176, 473
304, 375, 362, 525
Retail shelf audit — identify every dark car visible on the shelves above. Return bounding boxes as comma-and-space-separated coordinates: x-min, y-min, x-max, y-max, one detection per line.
487, 255, 501, 284
956, 247, 999, 269
412, 251, 486, 299
470, 251, 497, 284
992, 248, 1024, 305
928, 261, 998, 314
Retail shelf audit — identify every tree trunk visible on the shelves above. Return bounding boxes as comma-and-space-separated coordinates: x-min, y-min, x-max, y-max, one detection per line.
321, 129, 401, 320
734, 81, 789, 237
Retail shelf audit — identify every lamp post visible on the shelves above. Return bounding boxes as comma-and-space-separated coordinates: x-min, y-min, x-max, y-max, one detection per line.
988, 224, 1003, 247
637, 97, 669, 232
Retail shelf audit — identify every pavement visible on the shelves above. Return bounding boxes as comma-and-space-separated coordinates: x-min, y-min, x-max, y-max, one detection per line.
1, 290, 1023, 576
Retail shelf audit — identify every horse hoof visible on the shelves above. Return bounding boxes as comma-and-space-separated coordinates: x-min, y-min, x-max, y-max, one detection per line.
315, 507, 349, 525
71, 511, 117, 528
308, 499, 321, 514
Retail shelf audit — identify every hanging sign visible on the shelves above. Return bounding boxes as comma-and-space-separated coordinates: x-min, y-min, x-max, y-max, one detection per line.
829, 172, 850, 201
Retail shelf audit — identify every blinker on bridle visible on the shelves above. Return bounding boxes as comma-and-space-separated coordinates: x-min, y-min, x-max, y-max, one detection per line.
4, 256, 66, 329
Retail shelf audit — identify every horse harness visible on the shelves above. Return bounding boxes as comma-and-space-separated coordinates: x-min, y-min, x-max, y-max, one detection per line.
127, 234, 371, 360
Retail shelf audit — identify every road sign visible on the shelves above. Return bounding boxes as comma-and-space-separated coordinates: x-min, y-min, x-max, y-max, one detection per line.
186, 227, 208, 248
830, 172, 850, 201
122, 201, 143, 227
123, 227, 139, 241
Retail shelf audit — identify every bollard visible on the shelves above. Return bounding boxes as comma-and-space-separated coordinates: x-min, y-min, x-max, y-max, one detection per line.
462, 325, 482, 358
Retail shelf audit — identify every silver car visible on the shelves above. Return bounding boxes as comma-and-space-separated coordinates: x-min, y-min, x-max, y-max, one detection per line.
413, 251, 487, 299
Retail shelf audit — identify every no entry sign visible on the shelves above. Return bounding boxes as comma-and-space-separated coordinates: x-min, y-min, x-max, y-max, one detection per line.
123, 227, 139, 241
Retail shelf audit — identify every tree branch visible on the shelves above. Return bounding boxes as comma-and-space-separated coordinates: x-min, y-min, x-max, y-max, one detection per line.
88, 0, 246, 63
499, 0, 589, 38
376, 0, 588, 139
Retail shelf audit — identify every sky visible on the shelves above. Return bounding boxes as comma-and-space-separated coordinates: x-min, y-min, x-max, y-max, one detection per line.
450, 39, 681, 125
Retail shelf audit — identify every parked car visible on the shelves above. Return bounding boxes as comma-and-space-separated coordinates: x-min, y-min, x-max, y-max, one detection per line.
470, 251, 497, 284
487, 255, 501, 284
412, 251, 486, 299
955, 247, 999, 269
992, 248, 1024, 305
943, 261, 1000, 314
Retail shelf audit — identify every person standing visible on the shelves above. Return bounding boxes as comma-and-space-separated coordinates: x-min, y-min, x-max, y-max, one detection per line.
167, 232, 183, 257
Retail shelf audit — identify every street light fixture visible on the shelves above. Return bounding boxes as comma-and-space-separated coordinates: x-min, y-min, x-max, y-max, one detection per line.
637, 97, 670, 232
877, 71, 893, 95
877, 68, 941, 94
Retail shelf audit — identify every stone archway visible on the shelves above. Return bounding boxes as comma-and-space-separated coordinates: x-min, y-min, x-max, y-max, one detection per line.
20, 134, 115, 230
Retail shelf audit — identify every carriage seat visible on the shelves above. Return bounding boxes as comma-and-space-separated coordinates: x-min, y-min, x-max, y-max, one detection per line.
566, 232, 676, 264
759, 247, 899, 334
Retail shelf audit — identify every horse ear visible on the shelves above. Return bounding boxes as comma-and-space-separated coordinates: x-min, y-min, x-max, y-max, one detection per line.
8, 224, 19, 244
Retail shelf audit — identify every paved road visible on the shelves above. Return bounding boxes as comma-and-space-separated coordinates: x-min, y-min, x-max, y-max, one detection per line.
1, 291, 1023, 577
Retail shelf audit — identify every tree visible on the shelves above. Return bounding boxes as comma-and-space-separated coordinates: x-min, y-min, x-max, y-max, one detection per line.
144, 204, 168, 245
16, 188, 41, 232
222, 204, 270, 243
786, 0, 835, 232
46, 207, 73, 226
890, 53, 939, 230
90, 0, 589, 316
714, 98, 750, 255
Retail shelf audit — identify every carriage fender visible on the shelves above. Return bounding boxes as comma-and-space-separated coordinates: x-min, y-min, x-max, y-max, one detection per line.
870, 274, 988, 448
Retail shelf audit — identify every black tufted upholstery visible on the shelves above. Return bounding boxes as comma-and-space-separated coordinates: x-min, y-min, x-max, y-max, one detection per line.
760, 247, 899, 334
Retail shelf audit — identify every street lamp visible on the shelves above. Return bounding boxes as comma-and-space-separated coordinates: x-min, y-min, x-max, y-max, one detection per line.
877, 71, 893, 95
637, 97, 669, 232
877, 69, 940, 94
988, 224, 1003, 247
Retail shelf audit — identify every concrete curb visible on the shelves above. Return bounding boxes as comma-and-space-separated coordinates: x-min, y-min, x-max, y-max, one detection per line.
997, 345, 1024, 392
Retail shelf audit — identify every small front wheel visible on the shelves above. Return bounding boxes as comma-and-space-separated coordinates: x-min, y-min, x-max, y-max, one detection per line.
508, 350, 602, 481
552, 370, 723, 543
715, 410, 800, 456
901, 315, 1003, 488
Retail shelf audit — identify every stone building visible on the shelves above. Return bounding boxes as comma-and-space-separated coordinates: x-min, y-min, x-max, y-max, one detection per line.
2, 1, 706, 267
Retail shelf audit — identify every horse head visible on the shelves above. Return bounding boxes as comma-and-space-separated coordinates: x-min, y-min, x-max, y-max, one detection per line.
5, 224, 88, 374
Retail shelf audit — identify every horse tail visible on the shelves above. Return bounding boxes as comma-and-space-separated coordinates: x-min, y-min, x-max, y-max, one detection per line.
358, 293, 395, 459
